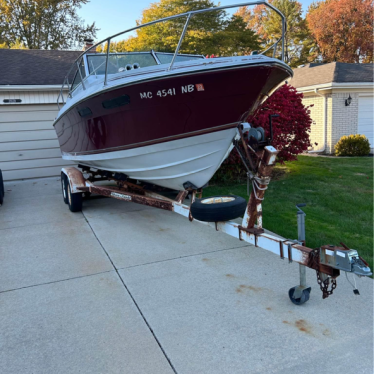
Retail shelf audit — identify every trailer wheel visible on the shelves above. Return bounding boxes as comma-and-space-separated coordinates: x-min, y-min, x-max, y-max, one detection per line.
190, 195, 247, 222
67, 183, 83, 212
61, 172, 68, 204
0, 169, 4, 205
288, 287, 311, 305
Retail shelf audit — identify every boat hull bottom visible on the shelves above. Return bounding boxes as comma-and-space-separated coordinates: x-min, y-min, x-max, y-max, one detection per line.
62, 128, 238, 191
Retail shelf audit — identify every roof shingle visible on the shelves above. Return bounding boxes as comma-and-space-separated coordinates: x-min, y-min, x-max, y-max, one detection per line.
289, 62, 373, 88
0, 49, 82, 85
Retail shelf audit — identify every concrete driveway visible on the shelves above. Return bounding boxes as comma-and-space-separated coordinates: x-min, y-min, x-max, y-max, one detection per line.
1, 177, 373, 374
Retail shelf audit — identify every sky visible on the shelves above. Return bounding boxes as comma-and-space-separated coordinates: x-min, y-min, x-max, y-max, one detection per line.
77, 0, 316, 43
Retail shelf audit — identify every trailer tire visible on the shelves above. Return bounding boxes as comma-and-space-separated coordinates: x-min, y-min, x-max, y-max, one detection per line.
190, 195, 247, 222
0, 169, 4, 205
61, 172, 68, 204
67, 183, 83, 212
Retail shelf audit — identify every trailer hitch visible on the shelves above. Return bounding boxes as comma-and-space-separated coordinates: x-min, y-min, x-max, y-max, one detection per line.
288, 204, 372, 303
317, 243, 371, 297
319, 243, 372, 277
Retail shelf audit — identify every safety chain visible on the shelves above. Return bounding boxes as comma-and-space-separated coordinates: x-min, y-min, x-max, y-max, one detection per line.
310, 248, 337, 299
316, 271, 337, 299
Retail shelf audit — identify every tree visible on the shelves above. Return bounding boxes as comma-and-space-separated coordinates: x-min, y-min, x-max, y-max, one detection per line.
0, 39, 27, 49
236, 0, 317, 67
306, 0, 373, 63
0, 0, 98, 49
216, 15, 260, 56
111, 0, 260, 56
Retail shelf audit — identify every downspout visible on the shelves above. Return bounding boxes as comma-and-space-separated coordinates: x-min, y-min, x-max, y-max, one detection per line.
308, 88, 326, 153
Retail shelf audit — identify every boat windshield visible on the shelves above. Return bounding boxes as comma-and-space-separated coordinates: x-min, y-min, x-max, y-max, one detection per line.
87, 52, 158, 75
155, 53, 203, 64
84, 51, 203, 77
67, 51, 204, 93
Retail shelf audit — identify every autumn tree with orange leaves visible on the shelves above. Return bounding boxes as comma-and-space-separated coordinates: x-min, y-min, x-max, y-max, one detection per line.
307, 0, 373, 63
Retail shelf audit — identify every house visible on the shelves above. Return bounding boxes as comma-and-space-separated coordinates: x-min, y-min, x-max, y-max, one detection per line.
288, 62, 373, 154
0, 49, 81, 181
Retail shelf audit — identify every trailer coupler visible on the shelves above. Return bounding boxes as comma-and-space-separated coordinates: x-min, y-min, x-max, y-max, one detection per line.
319, 244, 372, 277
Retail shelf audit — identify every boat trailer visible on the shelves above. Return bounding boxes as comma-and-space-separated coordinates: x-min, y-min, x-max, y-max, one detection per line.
60, 124, 372, 305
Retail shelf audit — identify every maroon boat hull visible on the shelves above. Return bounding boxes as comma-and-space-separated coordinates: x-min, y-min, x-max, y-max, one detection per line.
54, 63, 291, 155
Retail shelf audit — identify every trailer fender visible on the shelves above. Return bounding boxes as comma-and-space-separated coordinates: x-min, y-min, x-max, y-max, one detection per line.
61, 167, 85, 193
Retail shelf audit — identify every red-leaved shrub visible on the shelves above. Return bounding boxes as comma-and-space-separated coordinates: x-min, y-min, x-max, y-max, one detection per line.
248, 83, 313, 163
212, 84, 313, 183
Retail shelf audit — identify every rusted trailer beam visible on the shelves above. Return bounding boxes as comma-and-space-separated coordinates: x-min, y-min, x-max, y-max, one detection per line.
171, 209, 340, 277
84, 184, 175, 211
76, 173, 338, 277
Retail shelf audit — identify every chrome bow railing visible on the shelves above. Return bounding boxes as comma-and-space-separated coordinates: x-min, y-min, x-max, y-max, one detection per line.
57, 1, 287, 109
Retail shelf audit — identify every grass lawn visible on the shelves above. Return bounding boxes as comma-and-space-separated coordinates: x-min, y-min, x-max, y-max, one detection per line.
203, 155, 373, 272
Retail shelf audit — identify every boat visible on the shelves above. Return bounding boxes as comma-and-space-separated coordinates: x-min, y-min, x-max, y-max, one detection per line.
54, 1, 293, 191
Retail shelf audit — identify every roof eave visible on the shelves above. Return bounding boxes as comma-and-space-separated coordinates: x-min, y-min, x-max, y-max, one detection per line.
294, 81, 373, 93
0, 84, 64, 91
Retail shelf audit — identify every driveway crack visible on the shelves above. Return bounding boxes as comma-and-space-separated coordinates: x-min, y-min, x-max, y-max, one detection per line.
82, 211, 178, 374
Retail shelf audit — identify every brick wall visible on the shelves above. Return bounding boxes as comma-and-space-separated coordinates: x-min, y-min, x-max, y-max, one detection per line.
328, 92, 359, 153
302, 95, 325, 151
302, 91, 360, 154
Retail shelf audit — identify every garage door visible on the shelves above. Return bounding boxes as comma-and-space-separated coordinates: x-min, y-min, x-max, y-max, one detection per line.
358, 96, 373, 150
0, 104, 72, 181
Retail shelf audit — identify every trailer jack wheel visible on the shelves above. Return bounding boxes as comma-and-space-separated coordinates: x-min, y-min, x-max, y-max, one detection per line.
288, 286, 311, 305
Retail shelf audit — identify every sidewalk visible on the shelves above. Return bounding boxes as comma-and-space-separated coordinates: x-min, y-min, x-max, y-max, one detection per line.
1, 177, 373, 374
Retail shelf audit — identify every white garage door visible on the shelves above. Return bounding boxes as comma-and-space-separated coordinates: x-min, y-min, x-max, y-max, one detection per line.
0, 104, 71, 181
358, 96, 373, 150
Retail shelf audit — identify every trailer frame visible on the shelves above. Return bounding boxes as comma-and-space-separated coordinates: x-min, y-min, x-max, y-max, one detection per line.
60, 137, 372, 305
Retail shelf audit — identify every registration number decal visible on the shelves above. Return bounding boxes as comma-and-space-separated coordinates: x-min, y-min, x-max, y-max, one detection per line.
140, 84, 204, 99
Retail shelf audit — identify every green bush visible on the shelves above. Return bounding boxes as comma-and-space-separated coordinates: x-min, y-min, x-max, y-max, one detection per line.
334, 134, 371, 156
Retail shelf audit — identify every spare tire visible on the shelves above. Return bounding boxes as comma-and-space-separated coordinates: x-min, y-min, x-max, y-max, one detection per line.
0, 169, 4, 205
190, 195, 247, 222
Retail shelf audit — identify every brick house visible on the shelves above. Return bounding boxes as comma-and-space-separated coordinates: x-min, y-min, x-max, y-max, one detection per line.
289, 62, 373, 154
